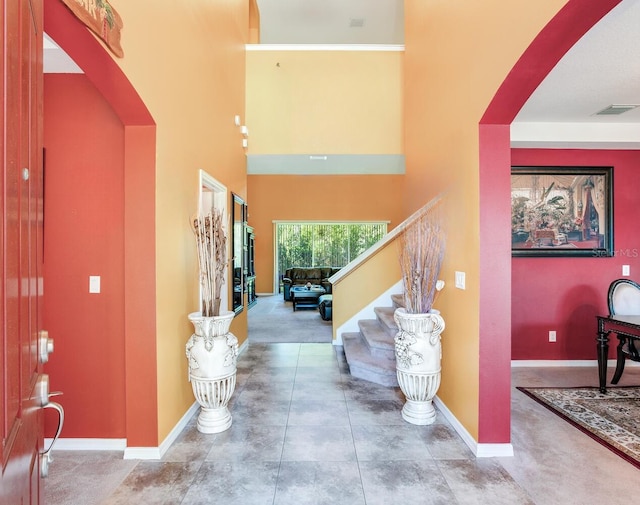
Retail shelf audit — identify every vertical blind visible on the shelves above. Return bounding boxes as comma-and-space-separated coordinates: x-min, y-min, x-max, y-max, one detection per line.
275, 222, 388, 283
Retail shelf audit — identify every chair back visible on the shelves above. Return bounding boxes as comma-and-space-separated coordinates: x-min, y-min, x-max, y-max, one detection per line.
608, 278, 640, 316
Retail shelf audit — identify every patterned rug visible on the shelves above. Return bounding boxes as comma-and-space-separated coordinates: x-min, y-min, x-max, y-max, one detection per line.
518, 386, 640, 469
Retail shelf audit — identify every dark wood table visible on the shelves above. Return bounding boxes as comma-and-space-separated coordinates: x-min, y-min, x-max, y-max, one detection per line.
596, 314, 640, 393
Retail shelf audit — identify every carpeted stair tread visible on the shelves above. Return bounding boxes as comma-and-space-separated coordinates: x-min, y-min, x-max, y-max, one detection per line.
342, 332, 398, 387
358, 319, 395, 359
373, 306, 398, 337
391, 293, 404, 308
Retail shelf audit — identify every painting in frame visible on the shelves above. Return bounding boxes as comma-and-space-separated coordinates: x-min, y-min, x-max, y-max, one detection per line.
511, 166, 613, 257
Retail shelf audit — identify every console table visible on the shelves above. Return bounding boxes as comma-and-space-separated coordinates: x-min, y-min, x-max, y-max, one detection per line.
596, 314, 640, 393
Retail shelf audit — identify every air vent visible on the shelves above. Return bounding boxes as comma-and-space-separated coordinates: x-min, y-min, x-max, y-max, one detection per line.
349, 18, 365, 28
594, 104, 639, 116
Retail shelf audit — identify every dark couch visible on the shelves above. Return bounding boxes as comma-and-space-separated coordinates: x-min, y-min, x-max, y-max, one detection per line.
282, 267, 341, 301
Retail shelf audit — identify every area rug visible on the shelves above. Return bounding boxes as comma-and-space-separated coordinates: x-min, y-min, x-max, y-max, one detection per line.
518, 386, 640, 469
247, 295, 333, 343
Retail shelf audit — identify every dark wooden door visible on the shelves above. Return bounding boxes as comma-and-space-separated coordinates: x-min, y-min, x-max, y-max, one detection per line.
1, 0, 45, 503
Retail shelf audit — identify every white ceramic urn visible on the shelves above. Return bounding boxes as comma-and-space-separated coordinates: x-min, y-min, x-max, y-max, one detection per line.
186, 311, 238, 433
393, 308, 445, 425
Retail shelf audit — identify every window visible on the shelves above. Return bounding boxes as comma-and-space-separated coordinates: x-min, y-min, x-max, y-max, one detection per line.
275, 222, 388, 287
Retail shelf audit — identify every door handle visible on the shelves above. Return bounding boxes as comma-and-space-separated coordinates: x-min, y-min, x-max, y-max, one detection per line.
39, 329, 54, 364
34, 374, 65, 478
40, 401, 65, 478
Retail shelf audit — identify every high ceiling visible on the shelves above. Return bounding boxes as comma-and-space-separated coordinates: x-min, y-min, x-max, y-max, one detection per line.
45, 0, 640, 148
256, 0, 404, 45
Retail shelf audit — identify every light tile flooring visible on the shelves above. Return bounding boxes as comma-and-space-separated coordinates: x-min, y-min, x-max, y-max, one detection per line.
45, 343, 640, 505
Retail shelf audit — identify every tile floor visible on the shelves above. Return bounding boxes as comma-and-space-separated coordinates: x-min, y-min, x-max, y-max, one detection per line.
45, 342, 640, 505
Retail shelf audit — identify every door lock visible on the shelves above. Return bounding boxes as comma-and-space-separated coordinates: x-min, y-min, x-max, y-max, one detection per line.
39, 329, 54, 363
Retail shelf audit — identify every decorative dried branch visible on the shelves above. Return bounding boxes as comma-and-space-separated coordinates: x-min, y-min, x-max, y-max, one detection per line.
398, 198, 445, 314
192, 208, 227, 317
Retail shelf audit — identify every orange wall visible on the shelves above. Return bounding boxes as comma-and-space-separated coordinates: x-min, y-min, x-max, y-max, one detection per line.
247, 174, 405, 293
109, 0, 250, 443
246, 49, 402, 154
45, 0, 250, 446
403, 0, 567, 442
245, 49, 405, 294
43, 74, 126, 438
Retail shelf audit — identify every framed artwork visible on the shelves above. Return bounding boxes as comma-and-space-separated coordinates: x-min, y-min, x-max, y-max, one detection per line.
511, 166, 613, 257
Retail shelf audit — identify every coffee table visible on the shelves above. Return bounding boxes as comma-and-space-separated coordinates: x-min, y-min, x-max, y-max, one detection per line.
291, 285, 326, 311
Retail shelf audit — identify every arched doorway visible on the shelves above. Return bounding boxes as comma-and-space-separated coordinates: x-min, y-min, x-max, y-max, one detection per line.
43, 0, 159, 449
476, 0, 622, 443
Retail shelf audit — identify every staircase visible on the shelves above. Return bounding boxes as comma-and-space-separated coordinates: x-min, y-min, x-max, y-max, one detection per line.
342, 294, 403, 387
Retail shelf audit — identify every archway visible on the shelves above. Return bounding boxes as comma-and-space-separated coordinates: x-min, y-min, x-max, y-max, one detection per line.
44, 0, 159, 448
477, 0, 622, 443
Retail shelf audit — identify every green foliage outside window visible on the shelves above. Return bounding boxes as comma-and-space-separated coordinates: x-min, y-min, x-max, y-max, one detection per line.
276, 222, 387, 283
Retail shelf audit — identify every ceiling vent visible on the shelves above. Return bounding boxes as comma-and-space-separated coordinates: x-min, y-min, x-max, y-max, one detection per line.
594, 104, 639, 116
349, 18, 365, 28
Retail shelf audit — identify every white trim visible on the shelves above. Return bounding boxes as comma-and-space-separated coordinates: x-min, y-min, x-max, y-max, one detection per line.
238, 339, 249, 356
511, 121, 640, 150
334, 280, 403, 345
48, 342, 251, 461
433, 397, 514, 458
123, 342, 250, 460
511, 359, 640, 367
45, 438, 126, 452
475, 443, 516, 458
198, 170, 229, 314
246, 44, 404, 52
124, 402, 200, 460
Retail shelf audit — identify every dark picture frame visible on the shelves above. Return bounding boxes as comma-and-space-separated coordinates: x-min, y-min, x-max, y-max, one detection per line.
511, 166, 613, 257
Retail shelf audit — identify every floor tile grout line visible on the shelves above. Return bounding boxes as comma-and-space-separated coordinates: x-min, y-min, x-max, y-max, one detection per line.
270, 345, 300, 505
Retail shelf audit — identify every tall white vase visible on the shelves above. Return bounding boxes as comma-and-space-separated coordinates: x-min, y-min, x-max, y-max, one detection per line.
393, 308, 445, 425
186, 311, 238, 433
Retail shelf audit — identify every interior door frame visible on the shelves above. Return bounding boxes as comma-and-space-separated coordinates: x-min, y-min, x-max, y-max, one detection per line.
199, 169, 229, 313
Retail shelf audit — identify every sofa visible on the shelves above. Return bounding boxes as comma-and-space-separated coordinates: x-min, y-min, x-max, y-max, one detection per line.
282, 267, 341, 301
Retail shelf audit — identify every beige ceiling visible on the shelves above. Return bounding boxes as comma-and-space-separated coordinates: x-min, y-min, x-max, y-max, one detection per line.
256, 0, 404, 45
44, 0, 640, 149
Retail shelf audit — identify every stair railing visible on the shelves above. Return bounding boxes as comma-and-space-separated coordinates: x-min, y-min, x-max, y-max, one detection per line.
329, 193, 446, 341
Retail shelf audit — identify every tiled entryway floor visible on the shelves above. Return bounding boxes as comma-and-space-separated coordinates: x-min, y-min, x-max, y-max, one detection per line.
45, 343, 640, 505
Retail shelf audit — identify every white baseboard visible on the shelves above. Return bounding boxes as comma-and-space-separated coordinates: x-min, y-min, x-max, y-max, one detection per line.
48, 343, 251, 460
45, 437, 127, 452
511, 359, 640, 367
124, 402, 200, 460
433, 396, 514, 458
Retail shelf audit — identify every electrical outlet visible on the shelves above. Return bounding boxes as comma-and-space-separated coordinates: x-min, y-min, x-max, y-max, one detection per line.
549, 330, 556, 342
623, 265, 630, 276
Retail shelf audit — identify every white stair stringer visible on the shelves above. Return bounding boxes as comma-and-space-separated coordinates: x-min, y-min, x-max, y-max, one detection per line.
340, 284, 406, 387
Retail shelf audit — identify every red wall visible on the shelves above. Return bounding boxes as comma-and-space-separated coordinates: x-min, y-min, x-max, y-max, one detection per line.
511, 148, 640, 360
43, 74, 126, 438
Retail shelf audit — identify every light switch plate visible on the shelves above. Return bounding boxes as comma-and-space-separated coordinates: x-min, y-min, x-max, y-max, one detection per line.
455, 271, 465, 290
623, 265, 630, 276
89, 276, 101, 294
